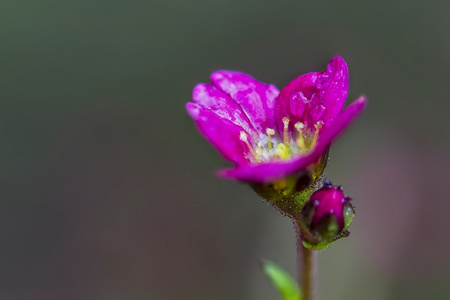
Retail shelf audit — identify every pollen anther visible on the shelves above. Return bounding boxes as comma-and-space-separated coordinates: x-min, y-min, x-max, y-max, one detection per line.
266, 128, 275, 150
309, 122, 323, 151
294, 122, 307, 152
239, 131, 247, 141
240, 131, 258, 159
282, 117, 290, 145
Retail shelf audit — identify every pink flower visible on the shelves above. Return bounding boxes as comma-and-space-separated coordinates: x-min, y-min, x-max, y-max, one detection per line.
186, 57, 367, 184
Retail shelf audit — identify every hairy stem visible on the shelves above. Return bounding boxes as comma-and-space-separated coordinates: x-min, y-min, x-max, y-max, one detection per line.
295, 220, 317, 300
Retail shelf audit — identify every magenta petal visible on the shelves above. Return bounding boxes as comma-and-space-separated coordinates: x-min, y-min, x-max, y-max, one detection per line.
218, 96, 367, 183
310, 187, 346, 229
275, 57, 349, 133
186, 103, 254, 165
192, 83, 258, 139
210, 70, 279, 132
217, 155, 319, 184
313, 96, 367, 156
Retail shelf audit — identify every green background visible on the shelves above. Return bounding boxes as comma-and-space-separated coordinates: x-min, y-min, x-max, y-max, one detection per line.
1, 0, 449, 299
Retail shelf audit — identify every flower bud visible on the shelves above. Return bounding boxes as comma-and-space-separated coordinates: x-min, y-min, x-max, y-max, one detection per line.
300, 179, 354, 243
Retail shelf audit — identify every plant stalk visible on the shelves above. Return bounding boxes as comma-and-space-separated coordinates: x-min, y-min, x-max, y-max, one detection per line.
295, 221, 317, 300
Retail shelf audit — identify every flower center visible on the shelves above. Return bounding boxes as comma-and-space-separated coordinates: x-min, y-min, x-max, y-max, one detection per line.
240, 117, 323, 163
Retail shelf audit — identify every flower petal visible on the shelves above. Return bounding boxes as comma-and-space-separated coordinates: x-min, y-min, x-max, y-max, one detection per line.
218, 96, 367, 183
210, 71, 279, 133
192, 83, 258, 139
186, 102, 254, 165
217, 156, 318, 184
313, 96, 367, 157
275, 57, 349, 134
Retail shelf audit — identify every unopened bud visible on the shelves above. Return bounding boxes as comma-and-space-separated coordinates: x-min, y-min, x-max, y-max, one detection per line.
300, 179, 354, 243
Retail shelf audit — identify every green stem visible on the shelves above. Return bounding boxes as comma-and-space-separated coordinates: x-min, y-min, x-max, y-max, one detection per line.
301, 245, 316, 300
295, 220, 317, 300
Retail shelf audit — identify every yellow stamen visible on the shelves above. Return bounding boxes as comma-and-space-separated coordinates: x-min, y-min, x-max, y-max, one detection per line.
266, 128, 275, 150
309, 122, 323, 151
240, 131, 258, 158
282, 117, 290, 145
274, 143, 289, 160
294, 122, 307, 152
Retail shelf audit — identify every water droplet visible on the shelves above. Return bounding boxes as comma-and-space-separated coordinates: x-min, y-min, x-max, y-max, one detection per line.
291, 91, 310, 104
310, 104, 326, 121
316, 80, 329, 90
334, 70, 344, 81
290, 91, 309, 118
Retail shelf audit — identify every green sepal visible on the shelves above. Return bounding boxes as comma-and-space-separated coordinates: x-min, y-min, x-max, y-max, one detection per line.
302, 230, 351, 251
302, 240, 330, 251
251, 173, 321, 217
260, 259, 302, 300
343, 202, 355, 232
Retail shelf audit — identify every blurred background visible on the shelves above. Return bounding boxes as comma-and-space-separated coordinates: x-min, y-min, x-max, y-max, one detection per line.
1, 0, 449, 299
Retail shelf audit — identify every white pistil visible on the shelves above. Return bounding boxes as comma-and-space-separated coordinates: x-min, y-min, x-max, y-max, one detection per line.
309, 122, 323, 151
282, 117, 290, 145
294, 122, 307, 152
240, 131, 258, 158
266, 128, 275, 150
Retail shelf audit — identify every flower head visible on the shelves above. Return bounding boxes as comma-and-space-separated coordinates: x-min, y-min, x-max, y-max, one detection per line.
300, 179, 354, 244
186, 57, 366, 185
